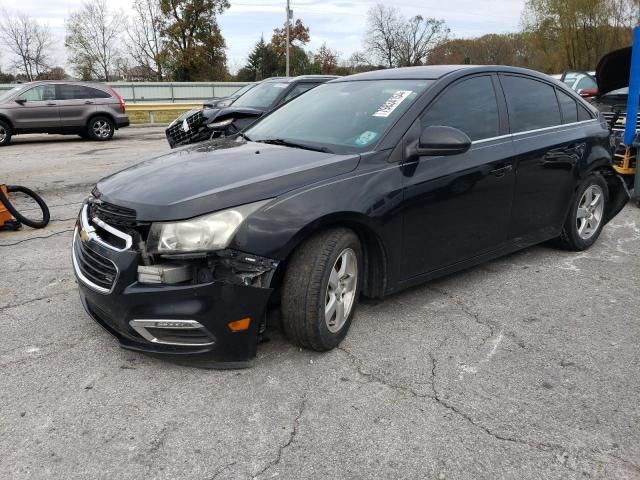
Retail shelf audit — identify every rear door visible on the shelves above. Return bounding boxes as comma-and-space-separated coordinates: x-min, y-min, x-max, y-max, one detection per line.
401, 74, 516, 277
12, 84, 60, 131
56, 84, 102, 129
499, 75, 589, 241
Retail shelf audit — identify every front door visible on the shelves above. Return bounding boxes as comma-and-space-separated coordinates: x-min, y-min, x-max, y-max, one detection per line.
12, 84, 60, 131
401, 75, 516, 278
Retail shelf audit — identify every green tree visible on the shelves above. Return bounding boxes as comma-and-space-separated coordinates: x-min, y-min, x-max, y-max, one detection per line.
159, 0, 230, 81
245, 36, 279, 80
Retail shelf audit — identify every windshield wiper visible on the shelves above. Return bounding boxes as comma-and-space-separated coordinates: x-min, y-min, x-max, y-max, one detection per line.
236, 132, 252, 142
255, 138, 331, 153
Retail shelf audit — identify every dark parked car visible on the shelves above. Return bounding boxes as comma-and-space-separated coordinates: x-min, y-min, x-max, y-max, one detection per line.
202, 82, 257, 110
165, 75, 337, 148
74, 66, 628, 367
0, 81, 129, 146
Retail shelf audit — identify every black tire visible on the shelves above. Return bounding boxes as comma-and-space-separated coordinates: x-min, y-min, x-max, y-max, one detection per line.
555, 173, 609, 251
281, 228, 363, 351
0, 185, 50, 229
87, 116, 115, 141
0, 119, 12, 146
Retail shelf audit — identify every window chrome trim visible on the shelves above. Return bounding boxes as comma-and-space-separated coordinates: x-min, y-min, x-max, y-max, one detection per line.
80, 204, 133, 252
72, 228, 119, 295
471, 118, 599, 145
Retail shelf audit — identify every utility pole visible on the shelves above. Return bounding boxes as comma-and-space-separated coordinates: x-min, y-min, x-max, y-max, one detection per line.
285, 0, 291, 77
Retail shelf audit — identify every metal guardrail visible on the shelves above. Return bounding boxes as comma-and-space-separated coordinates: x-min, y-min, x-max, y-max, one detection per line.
127, 103, 202, 125
0, 82, 249, 103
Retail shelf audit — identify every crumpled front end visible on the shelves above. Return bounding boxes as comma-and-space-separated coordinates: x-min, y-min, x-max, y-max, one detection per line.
72, 200, 277, 368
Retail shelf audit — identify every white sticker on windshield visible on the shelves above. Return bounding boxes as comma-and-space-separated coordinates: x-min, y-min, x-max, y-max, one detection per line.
373, 90, 413, 118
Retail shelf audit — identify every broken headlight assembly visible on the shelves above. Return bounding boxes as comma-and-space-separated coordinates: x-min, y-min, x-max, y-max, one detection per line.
207, 118, 234, 129
146, 199, 270, 254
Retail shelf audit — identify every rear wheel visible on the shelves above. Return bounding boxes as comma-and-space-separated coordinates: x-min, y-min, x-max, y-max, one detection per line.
0, 120, 12, 146
281, 228, 362, 351
555, 173, 608, 251
87, 116, 114, 141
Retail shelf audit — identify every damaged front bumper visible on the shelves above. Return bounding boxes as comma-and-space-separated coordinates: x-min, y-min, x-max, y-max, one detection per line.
72, 207, 278, 368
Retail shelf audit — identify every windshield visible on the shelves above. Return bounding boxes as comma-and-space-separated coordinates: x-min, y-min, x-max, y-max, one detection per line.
0, 86, 24, 103
245, 79, 432, 153
232, 81, 289, 109
233, 83, 254, 97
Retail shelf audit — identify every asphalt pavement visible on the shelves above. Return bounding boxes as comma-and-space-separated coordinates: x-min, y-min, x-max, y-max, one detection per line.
1, 128, 639, 479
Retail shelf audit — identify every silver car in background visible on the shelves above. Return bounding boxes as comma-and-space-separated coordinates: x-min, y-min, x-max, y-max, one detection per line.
0, 81, 130, 146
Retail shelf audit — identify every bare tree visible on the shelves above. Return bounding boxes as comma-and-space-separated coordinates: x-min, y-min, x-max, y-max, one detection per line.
0, 9, 52, 81
365, 4, 449, 68
65, 0, 123, 81
365, 4, 401, 68
395, 16, 449, 66
126, 0, 165, 80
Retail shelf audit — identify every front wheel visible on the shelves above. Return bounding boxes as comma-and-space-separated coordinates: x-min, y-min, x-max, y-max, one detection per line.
281, 228, 362, 351
87, 116, 115, 141
555, 173, 608, 251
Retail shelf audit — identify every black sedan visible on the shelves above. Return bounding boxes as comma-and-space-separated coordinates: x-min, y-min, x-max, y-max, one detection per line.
74, 66, 628, 367
165, 75, 337, 148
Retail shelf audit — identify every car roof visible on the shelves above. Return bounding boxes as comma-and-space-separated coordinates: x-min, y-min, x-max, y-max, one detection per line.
263, 75, 339, 84
17, 80, 110, 89
331, 65, 556, 83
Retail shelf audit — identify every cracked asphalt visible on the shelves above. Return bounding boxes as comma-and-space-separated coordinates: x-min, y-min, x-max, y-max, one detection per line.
2, 128, 640, 479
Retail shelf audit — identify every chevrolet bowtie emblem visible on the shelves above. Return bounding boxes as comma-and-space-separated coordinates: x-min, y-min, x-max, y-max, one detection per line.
79, 229, 89, 242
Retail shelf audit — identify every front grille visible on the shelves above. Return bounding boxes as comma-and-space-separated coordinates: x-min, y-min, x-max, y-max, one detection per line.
166, 110, 205, 146
90, 201, 136, 228
602, 112, 640, 134
73, 233, 118, 292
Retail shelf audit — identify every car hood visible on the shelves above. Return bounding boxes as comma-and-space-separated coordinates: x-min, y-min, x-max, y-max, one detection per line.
96, 139, 360, 222
207, 106, 266, 121
596, 46, 631, 96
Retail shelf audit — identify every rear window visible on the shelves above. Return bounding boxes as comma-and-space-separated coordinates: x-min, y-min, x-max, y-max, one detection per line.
501, 75, 561, 133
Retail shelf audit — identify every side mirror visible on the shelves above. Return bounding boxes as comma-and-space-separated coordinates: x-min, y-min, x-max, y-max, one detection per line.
15, 98, 26, 105
414, 125, 472, 157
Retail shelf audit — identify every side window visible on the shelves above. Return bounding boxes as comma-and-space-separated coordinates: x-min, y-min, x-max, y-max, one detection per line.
575, 75, 597, 92
421, 76, 499, 141
19, 85, 56, 102
578, 104, 594, 121
58, 85, 111, 100
501, 75, 561, 133
282, 83, 318, 104
557, 90, 578, 124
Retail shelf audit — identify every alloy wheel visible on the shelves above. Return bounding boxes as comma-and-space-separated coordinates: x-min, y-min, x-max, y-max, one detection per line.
325, 248, 358, 333
576, 184, 604, 240
92, 120, 112, 139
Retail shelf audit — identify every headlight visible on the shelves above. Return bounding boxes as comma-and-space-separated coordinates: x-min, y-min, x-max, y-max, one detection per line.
207, 118, 234, 129
146, 199, 270, 253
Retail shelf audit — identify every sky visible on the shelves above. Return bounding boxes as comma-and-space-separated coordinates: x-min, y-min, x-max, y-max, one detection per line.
0, 0, 527, 74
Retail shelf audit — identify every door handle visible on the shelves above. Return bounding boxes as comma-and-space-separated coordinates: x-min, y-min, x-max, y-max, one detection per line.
490, 165, 513, 177
84, 101, 94, 104
46, 102, 56, 106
